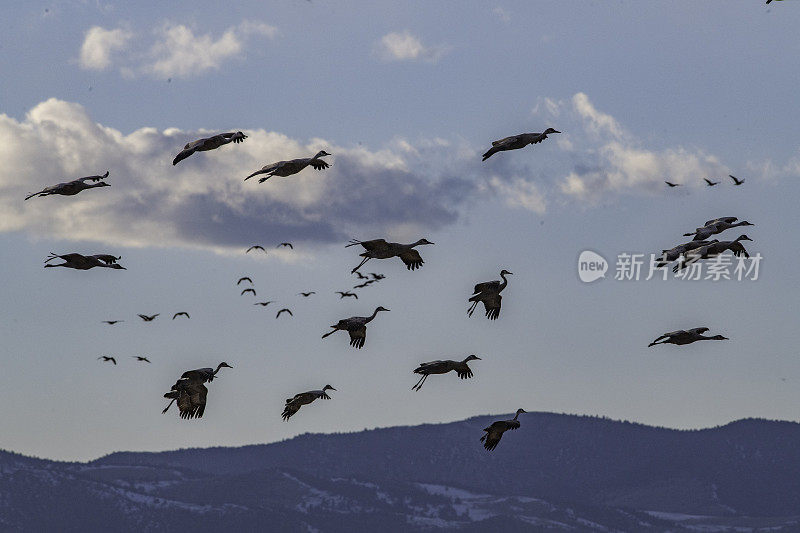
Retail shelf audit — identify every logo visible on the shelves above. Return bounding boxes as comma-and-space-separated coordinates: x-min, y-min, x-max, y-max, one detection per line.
578, 250, 608, 283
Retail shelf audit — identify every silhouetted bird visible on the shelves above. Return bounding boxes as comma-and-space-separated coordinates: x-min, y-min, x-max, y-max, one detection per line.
244, 151, 331, 183
354, 272, 369, 280
468, 270, 512, 320
648, 327, 729, 347
172, 132, 247, 165
482, 129, 560, 161
347, 238, 434, 273
321, 306, 389, 349
278, 242, 293, 249
282, 385, 335, 421
138, 314, 159, 322
172, 312, 190, 320
241, 288, 256, 296
162, 362, 233, 419
276, 308, 293, 318
481, 409, 526, 451
704, 178, 719, 186
133, 356, 151, 363
298, 292, 316, 297
44, 253, 125, 270
665, 181, 681, 187
254, 301, 274, 307
98, 356, 116, 365
336, 291, 358, 299
237, 277, 253, 285
412, 355, 481, 391
246, 245, 266, 254
25, 171, 110, 200
102, 320, 123, 325
729, 175, 745, 186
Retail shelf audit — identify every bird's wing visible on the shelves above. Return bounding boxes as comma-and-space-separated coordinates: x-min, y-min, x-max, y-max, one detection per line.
491, 135, 520, 147
415, 360, 447, 373
728, 242, 750, 258
282, 400, 301, 420
662, 330, 687, 337
704, 217, 737, 227
472, 280, 500, 294
348, 325, 367, 349
687, 327, 710, 335
481, 293, 503, 320
481, 426, 505, 451
172, 145, 198, 165
90, 254, 120, 265
456, 365, 474, 379
505, 419, 521, 431
309, 159, 330, 171
349, 238, 389, 250
398, 248, 424, 270
75, 171, 109, 183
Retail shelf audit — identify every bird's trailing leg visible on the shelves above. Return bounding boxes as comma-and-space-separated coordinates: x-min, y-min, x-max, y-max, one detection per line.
257, 174, 274, 183
467, 300, 479, 317
412, 374, 428, 391
321, 327, 339, 339
351, 256, 371, 274
161, 398, 175, 414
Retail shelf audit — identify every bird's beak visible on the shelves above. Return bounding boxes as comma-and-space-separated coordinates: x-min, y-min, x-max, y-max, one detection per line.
552, 130, 561, 134
475, 356, 482, 360
331, 387, 337, 391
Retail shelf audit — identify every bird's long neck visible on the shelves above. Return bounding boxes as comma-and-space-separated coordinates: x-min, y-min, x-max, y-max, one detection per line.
213, 363, 224, 375
365, 308, 381, 322
499, 272, 509, 291
512, 411, 521, 421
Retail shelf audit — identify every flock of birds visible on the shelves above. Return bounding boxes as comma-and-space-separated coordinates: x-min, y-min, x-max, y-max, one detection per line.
26, 119, 756, 452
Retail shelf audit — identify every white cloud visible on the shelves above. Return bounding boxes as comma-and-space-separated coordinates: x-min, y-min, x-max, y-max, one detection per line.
0, 99, 478, 254
79, 26, 132, 70
76, 21, 276, 79
376, 31, 449, 63
485, 176, 546, 214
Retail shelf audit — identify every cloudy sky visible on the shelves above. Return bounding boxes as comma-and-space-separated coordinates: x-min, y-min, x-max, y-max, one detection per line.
1, 0, 799, 461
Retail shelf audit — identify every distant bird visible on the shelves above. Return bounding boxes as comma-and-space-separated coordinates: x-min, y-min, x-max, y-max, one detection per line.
468, 270, 512, 320
102, 320, 123, 325
241, 288, 257, 296
278, 242, 294, 249
298, 292, 316, 297
44, 253, 125, 270
254, 301, 274, 307
648, 327, 729, 347
369, 273, 386, 280
246, 245, 266, 254
25, 171, 110, 201
729, 175, 745, 186
244, 151, 332, 183
704, 178, 719, 186
482, 129, 560, 161
162, 362, 233, 419
237, 277, 253, 285
336, 291, 358, 299
353, 280, 377, 289
684, 217, 753, 241
354, 272, 369, 280
172, 132, 247, 165
654, 239, 718, 268
138, 314, 159, 322
98, 356, 116, 365
282, 385, 336, 421
346, 238, 434, 273
664, 181, 681, 187
480, 409, 526, 451
132, 356, 151, 363
172, 312, 190, 320
276, 308, 293, 318
412, 355, 481, 391
321, 306, 389, 349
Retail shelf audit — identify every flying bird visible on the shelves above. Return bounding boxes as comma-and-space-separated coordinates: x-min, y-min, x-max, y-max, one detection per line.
683, 218, 753, 241
102, 320, 123, 325
369, 273, 386, 280
648, 327, 729, 347
25, 171, 110, 201
254, 301, 274, 307
44, 253, 125, 270
282, 385, 336, 421
172, 132, 247, 165
132, 356, 151, 363
98, 356, 116, 365
346, 238, 434, 273
664, 181, 681, 187
162, 362, 233, 419
241, 288, 257, 296
729, 175, 745, 186
412, 355, 481, 391
276, 308, 293, 318
673, 235, 753, 272
243, 151, 331, 183
353, 280, 377, 289
172, 312, 190, 320
654, 239, 718, 268
480, 409, 526, 451
246, 245, 266, 254
298, 292, 316, 297
321, 306, 389, 349
704, 178, 719, 186
482, 129, 560, 161
468, 270, 512, 320
336, 291, 358, 299
237, 277, 253, 285
354, 272, 369, 280
278, 242, 294, 249
138, 314, 159, 322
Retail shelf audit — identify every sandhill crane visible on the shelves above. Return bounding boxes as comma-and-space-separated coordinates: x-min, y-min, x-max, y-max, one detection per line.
684, 218, 753, 241
102, 320, 123, 325
241, 288, 256, 296
321, 306, 389, 349
336, 291, 358, 299
98, 356, 116, 365
133, 356, 151, 363
172, 132, 247, 165
276, 308, 293, 318
412, 355, 481, 391
25, 171, 110, 200
354, 272, 369, 280
278, 242, 293, 249
246, 245, 266, 254
468, 270, 512, 320
353, 280, 377, 289
665, 181, 681, 187
44, 253, 125, 270
346, 238, 434, 273
704, 178, 719, 186
162, 362, 232, 419
172, 312, 190, 320
369, 273, 386, 280
482, 129, 560, 161
237, 277, 253, 285
649, 327, 728, 347
282, 385, 335, 421
673, 235, 752, 272
244, 151, 331, 183
138, 314, 159, 322
254, 301, 274, 307
481, 409, 526, 451
729, 175, 745, 186
655, 239, 718, 268
298, 292, 316, 297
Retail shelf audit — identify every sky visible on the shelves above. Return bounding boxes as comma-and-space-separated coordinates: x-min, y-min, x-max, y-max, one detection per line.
1, 0, 799, 461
